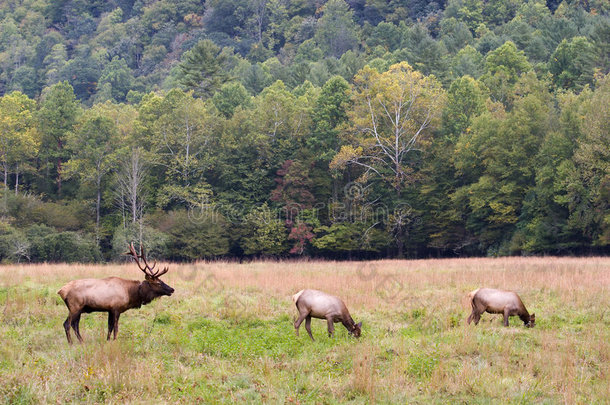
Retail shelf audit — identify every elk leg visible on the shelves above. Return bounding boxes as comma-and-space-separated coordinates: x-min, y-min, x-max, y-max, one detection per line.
326, 317, 335, 337
71, 312, 83, 343
107, 312, 115, 340
503, 308, 510, 327
294, 312, 307, 336
113, 313, 120, 340
305, 315, 314, 341
473, 311, 481, 325
63, 316, 73, 344
467, 310, 475, 324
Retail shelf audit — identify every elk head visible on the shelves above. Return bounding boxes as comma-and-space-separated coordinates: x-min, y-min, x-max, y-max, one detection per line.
350, 321, 363, 338
125, 243, 174, 298
525, 313, 536, 328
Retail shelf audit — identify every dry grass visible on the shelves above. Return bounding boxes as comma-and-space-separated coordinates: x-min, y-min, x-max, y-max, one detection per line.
0, 257, 608, 403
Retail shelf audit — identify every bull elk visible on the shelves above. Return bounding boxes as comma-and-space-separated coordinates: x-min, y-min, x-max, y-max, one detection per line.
467, 288, 535, 328
293, 289, 362, 340
57, 243, 174, 344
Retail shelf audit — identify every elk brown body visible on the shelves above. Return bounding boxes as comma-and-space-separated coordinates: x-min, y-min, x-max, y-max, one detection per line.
57, 243, 174, 344
293, 289, 362, 340
467, 288, 535, 327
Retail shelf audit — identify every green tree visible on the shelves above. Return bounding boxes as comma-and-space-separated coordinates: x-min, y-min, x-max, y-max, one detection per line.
549, 37, 596, 90
58, 45, 102, 101
480, 41, 532, 106
450, 45, 485, 79
444, 0, 484, 32
395, 24, 449, 79
251, 80, 313, 167
562, 74, 610, 246
0, 92, 39, 197
517, 129, 576, 253
97, 56, 136, 102
212, 82, 251, 118
482, 0, 520, 27
419, 77, 484, 253
177, 40, 233, 98
441, 17, 474, 54
442, 75, 486, 138
367, 22, 402, 51
314, 0, 359, 58
145, 90, 218, 207
308, 76, 351, 164
453, 73, 552, 252
65, 110, 121, 241
240, 203, 287, 256
36, 81, 80, 196
42, 43, 68, 87
484, 41, 532, 81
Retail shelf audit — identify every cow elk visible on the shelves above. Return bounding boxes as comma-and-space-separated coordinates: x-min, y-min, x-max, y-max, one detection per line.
57, 243, 174, 344
293, 289, 362, 340
467, 288, 535, 328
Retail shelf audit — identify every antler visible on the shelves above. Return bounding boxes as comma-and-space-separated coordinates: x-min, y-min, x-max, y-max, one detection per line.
125, 243, 168, 278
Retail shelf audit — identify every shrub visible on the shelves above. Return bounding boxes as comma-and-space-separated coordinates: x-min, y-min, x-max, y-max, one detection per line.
7, 193, 92, 231
154, 210, 230, 260
0, 222, 30, 263
34, 231, 101, 262
239, 203, 288, 257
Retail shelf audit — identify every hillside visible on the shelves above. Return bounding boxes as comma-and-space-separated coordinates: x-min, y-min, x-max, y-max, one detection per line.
0, 0, 608, 261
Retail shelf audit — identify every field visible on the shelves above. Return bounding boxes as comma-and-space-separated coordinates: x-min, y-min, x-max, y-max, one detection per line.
0, 257, 608, 404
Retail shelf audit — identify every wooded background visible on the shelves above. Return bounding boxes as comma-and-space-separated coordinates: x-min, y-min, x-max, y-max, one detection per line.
0, 0, 608, 261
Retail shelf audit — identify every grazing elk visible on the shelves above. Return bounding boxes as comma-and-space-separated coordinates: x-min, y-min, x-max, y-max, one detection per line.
467, 288, 535, 328
57, 243, 174, 344
293, 289, 362, 341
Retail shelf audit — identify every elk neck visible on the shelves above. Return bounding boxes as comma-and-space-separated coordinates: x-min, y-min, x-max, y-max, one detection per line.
125, 280, 156, 308
341, 314, 356, 331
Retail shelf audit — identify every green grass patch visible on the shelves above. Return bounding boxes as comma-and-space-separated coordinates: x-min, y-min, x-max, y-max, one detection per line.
0, 259, 608, 403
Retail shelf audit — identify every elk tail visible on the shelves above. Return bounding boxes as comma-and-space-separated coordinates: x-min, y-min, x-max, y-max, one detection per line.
57, 283, 73, 301
463, 288, 480, 308
292, 290, 305, 306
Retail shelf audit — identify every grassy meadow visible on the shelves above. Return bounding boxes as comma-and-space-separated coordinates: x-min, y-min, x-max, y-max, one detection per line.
0, 257, 608, 404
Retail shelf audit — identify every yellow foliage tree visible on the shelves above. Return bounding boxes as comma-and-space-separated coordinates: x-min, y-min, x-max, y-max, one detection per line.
331, 62, 446, 195
0, 91, 39, 196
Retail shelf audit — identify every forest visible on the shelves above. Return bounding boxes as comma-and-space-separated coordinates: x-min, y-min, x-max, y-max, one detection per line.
0, 0, 608, 262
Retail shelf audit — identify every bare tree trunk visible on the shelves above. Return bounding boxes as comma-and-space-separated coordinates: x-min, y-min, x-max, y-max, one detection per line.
2, 162, 7, 215
14, 163, 19, 196
120, 188, 126, 228
57, 159, 62, 195
131, 168, 137, 224
139, 215, 144, 247
116, 148, 147, 229
56, 139, 63, 196
96, 173, 101, 243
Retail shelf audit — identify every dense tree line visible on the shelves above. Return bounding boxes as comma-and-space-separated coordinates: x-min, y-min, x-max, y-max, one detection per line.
0, 0, 608, 262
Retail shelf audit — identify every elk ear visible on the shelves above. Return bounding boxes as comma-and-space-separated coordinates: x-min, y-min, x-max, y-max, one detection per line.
356, 321, 362, 328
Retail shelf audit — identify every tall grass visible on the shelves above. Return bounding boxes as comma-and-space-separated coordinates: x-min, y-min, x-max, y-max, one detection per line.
0, 257, 608, 403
